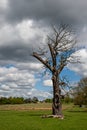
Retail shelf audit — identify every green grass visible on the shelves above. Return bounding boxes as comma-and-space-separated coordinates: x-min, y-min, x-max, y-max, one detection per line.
0, 104, 87, 130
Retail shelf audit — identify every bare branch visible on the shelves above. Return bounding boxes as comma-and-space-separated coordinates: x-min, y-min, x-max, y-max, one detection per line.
33, 52, 53, 72
48, 44, 56, 68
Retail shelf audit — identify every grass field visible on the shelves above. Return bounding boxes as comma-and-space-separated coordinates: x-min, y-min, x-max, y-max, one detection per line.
0, 103, 87, 130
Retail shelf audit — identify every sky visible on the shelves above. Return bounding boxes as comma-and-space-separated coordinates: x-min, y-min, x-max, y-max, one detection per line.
0, 0, 87, 100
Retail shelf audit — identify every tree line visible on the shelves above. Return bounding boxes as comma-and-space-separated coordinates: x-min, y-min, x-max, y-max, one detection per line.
0, 77, 87, 105
0, 96, 73, 104
0, 97, 38, 104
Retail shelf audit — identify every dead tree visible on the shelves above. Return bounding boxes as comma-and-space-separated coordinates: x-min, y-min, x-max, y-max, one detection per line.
33, 24, 78, 118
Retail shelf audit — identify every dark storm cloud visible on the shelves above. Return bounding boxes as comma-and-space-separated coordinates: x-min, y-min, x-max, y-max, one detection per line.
0, 41, 33, 62
0, 0, 87, 65
6, 0, 87, 25
0, 0, 87, 99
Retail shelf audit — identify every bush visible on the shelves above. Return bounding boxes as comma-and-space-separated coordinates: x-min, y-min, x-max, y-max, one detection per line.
45, 98, 52, 103
32, 97, 38, 103
24, 98, 32, 103
0, 97, 24, 104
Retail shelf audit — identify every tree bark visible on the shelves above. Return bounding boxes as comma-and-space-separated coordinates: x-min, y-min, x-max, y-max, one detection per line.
52, 72, 62, 116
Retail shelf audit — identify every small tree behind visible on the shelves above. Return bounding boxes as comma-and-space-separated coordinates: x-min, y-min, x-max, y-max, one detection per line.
33, 24, 78, 118
74, 77, 87, 106
32, 97, 38, 103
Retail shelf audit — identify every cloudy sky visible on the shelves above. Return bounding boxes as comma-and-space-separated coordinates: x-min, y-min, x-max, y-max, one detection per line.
0, 0, 87, 100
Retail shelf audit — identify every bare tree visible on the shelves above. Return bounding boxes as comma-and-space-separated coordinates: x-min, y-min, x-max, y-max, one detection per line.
33, 24, 78, 118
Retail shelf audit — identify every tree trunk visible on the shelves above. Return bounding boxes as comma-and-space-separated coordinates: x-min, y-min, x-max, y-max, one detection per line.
52, 95, 62, 115
52, 72, 63, 116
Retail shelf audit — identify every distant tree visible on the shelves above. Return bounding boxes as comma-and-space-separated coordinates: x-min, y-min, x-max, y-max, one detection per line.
74, 77, 87, 106
33, 24, 79, 118
0, 97, 24, 104
24, 98, 32, 103
0, 97, 9, 104
32, 97, 38, 103
8, 97, 24, 104
45, 98, 52, 103
63, 94, 73, 104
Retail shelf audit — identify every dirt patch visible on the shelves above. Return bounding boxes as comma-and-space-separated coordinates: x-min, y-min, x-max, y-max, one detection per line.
0, 104, 52, 111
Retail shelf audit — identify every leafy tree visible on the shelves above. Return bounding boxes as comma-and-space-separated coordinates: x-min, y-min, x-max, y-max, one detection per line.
0, 97, 9, 104
24, 98, 32, 103
32, 97, 38, 103
63, 95, 73, 104
74, 77, 87, 106
33, 24, 79, 118
45, 98, 52, 103
0, 97, 24, 104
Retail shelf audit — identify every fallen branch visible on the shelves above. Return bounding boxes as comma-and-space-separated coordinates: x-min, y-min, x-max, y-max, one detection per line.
42, 114, 64, 119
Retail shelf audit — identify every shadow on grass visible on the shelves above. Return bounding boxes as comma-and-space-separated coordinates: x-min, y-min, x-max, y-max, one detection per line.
28, 112, 51, 117
28, 113, 43, 117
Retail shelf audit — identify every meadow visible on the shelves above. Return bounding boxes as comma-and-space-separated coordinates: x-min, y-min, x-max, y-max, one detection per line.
0, 103, 87, 130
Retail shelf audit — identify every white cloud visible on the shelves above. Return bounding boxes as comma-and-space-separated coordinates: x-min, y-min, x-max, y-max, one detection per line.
16, 62, 43, 72
0, 66, 17, 75
0, 64, 52, 99
0, 84, 10, 91
16, 20, 47, 42
68, 48, 87, 77
0, 64, 53, 99
0, 0, 8, 9
27, 88, 52, 100
43, 79, 52, 87
0, 20, 49, 47
0, 66, 37, 97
